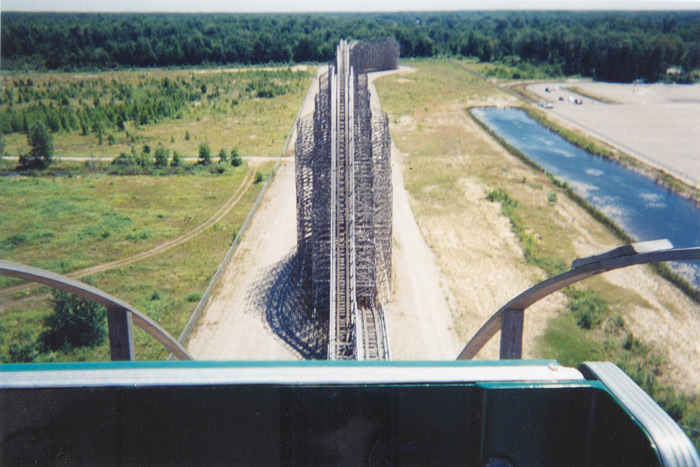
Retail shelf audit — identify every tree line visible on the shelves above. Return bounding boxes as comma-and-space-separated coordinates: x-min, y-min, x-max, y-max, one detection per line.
2, 11, 699, 82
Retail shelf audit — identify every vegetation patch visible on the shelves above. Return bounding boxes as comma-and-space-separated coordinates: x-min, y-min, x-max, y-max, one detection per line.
1, 67, 312, 157
0, 160, 275, 361
3, 12, 698, 83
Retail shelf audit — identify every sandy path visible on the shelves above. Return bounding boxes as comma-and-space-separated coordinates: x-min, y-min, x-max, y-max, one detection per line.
382, 142, 463, 359
186, 68, 324, 359
187, 158, 300, 359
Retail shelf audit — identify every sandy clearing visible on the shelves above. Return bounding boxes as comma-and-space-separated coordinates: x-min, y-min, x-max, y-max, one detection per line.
382, 142, 463, 359
186, 69, 326, 360
526, 82, 700, 187
186, 158, 300, 359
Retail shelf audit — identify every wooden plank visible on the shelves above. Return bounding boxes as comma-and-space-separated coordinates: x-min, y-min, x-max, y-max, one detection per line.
107, 307, 134, 361
499, 309, 524, 359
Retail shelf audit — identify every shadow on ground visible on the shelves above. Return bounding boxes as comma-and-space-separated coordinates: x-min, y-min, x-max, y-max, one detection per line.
247, 250, 327, 359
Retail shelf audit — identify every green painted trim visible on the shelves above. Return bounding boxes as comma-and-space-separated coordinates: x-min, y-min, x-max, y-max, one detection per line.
0, 359, 565, 372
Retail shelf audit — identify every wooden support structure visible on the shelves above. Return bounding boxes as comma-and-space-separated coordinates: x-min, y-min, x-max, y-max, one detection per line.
295, 39, 398, 360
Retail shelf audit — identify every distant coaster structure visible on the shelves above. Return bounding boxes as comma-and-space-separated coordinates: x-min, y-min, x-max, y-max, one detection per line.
295, 38, 398, 360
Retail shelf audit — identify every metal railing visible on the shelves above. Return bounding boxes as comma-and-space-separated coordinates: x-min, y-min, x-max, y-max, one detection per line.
457, 239, 700, 360
0, 260, 191, 361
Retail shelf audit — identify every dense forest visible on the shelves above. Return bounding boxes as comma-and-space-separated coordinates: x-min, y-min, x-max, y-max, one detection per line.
2, 11, 700, 83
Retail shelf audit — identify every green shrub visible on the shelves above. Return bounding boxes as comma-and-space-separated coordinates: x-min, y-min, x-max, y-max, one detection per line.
567, 289, 610, 330
218, 149, 229, 164
8, 342, 38, 363
198, 142, 212, 165
111, 152, 137, 167
154, 146, 169, 168
230, 147, 243, 167
486, 188, 518, 216
186, 292, 202, 302
254, 171, 264, 183
38, 288, 107, 352
24, 120, 54, 169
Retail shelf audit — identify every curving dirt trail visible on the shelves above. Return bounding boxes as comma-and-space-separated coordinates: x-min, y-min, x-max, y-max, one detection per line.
1, 165, 255, 297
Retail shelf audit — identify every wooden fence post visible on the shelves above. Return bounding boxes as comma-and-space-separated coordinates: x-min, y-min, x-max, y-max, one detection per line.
499, 309, 524, 359
107, 307, 134, 361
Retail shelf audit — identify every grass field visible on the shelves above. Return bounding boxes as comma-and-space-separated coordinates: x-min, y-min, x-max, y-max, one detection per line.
0, 160, 274, 361
0, 164, 249, 281
1, 65, 307, 361
2, 66, 313, 157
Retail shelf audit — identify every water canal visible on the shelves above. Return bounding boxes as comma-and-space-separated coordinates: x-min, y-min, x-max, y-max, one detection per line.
471, 107, 700, 288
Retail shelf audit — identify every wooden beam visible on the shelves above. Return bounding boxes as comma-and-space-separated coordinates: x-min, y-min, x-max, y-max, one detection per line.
499, 309, 524, 359
106, 307, 134, 361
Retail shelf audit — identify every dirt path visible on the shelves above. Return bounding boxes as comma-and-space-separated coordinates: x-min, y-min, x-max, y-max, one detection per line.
0, 165, 255, 297
187, 158, 300, 359
186, 68, 324, 359
382, 142, 463, 359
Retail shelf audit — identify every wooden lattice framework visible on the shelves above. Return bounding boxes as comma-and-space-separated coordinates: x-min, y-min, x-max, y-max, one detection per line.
295, 38, 397, 360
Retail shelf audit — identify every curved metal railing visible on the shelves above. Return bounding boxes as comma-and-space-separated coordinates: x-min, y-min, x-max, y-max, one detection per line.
0, 260, 192, 361
457, 239, 700, 360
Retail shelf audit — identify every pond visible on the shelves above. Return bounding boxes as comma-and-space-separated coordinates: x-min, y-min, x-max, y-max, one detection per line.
471, 107, 700, 289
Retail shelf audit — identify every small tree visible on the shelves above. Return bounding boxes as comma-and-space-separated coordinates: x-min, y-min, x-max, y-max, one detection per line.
198, 142, 212, 165
230, 146, 243, 167
154, 145, 169, 168
171, 150, 182, 167
24, 120, 54, 169
218, 148, 229, 164
38, 289, 107, 352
